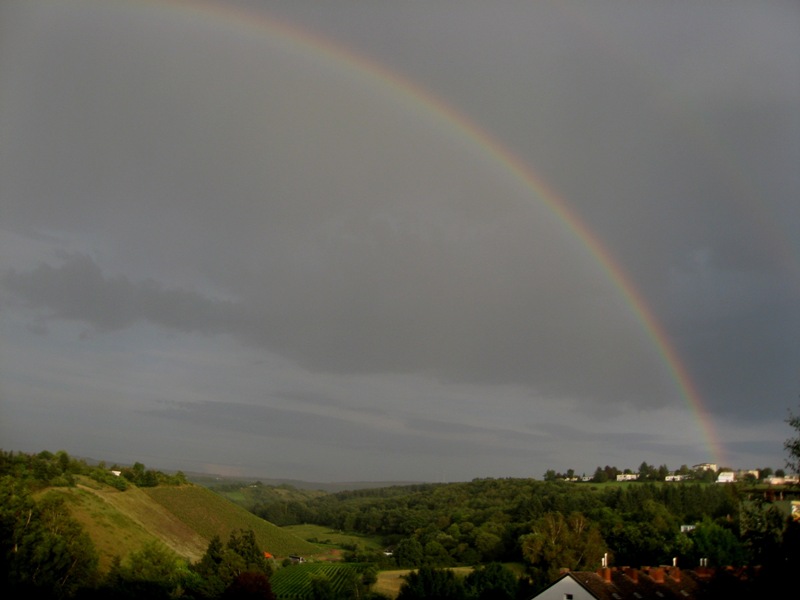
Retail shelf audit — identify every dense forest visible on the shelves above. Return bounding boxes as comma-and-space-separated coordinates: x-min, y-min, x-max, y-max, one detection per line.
3, 447, 799, 599
238, 474, 796, 574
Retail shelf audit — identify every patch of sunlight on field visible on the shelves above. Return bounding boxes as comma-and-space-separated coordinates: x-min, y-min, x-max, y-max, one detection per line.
282, 523, 383, 551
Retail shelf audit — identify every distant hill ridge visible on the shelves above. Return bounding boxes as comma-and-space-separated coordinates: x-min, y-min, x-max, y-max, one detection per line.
188, 472, 426, 493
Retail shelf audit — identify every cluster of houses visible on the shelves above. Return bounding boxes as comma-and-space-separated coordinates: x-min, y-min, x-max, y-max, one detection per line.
530, 565, 747, 600
612, 463, 799, 485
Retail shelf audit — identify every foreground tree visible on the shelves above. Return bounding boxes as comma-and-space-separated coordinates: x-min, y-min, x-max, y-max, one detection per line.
785, 406, 800, 475
0, 481, 99, 598
397, 567, 465, 600
223, 572, 275, 600
102, 540, 188, 599
520, 511, 606, 584
685, 518, 746, 566
393, 537, 424, 568
188, 529, 273, 599
464, 562, 518, 600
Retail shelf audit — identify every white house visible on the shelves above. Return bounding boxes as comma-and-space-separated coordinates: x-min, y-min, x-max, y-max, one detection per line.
766, 474, 799, 485
716, 471, 735, 483
529, 572, 599, 600
529, 567, 703, 600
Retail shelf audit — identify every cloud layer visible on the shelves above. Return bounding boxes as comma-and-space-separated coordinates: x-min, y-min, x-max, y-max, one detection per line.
1, 0, 798, 480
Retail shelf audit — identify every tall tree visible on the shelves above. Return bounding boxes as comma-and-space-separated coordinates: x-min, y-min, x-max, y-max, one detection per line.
785, 406, 800, 475
465, 562, 518, 600
397, 567, 465, 600
226, 529, 270, 577
223, 572, 275, 600
394, 537, 424, 568
686, 518, 746, 567
520, 512, 606, 583
0, 485, 98, 598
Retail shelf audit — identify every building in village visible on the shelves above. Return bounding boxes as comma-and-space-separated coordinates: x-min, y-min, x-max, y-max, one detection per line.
529, 566, 721, 600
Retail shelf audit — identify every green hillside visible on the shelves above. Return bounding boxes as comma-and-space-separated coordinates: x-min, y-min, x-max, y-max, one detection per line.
44, 476, 319, 571
145, 484, 320, 557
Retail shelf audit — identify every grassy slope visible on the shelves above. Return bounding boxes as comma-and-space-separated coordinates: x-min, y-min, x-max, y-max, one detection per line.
145, 485, 320, 558
44, 477, 319, 572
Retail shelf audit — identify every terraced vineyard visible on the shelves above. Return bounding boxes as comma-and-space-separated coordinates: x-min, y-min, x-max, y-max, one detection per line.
145, 484, 319, 557
270, 563, 369, 599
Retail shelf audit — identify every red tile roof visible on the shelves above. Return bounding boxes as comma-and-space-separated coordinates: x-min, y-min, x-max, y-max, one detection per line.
541, 567, 709, 600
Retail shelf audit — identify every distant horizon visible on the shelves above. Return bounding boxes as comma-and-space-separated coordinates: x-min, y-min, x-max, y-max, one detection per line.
9, 445, 789, 490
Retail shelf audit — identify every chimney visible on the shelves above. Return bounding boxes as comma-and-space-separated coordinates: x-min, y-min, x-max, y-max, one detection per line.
669, 567, 680, 583
597, 567, 612, 583
623, 567, 638, 583
651, 567, 665, 583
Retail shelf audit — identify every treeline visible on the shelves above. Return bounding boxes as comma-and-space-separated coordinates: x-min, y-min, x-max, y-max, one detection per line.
90, 529, 276, 599
0, 449, 187, 490
586, 463, 717, 483
546, 462, 783, 483
243, 477, 798, 575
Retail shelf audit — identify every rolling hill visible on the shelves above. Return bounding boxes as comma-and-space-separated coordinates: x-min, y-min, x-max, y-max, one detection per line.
43, 476, 320, 571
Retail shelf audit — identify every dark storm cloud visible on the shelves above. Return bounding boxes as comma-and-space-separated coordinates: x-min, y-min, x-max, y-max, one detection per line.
4, 255, 243, 334
1, 0, 798, 479
0, 232, 667, 408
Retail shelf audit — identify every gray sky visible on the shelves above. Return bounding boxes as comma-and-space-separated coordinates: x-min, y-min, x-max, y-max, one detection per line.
1, 0, 798, 482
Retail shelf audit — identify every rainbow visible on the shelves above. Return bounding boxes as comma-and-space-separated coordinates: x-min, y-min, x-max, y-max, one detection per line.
557, 3, 800, 297
125, 0, 725, 464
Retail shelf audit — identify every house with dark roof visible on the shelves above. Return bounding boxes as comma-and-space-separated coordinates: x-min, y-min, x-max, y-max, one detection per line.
529, 566, 710, 600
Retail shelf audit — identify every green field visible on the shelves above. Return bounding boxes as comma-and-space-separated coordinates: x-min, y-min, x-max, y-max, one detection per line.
282, 523, 384, 552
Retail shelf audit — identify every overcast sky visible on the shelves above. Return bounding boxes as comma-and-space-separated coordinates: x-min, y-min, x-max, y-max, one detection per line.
1, 0, 799, 482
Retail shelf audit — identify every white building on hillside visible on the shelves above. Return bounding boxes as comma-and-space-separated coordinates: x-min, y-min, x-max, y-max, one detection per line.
716, 471, 735, 483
